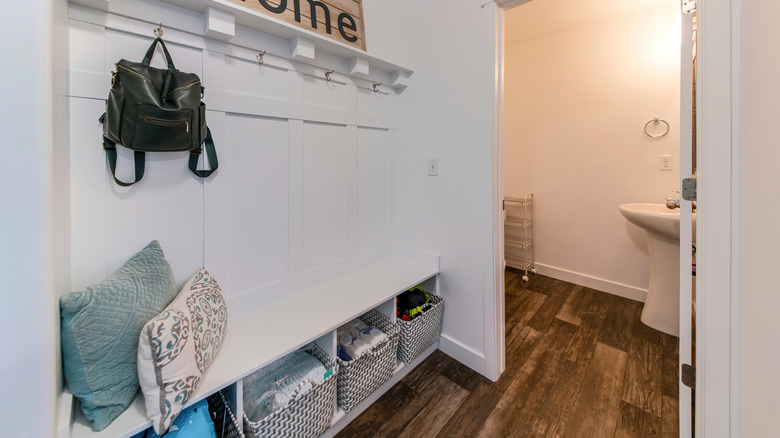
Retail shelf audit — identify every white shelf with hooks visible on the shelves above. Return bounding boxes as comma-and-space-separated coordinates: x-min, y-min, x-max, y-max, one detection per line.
69, 0, 414, 93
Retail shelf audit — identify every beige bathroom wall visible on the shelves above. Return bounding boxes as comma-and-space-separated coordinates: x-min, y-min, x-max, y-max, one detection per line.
503, 1, 681, 299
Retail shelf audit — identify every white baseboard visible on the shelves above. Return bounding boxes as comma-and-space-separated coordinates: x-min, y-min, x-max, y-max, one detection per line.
534, 263, 648, 303
438, 334, 486, 375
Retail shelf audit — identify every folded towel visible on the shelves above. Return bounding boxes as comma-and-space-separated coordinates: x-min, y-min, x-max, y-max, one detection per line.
337, 319, 387, 361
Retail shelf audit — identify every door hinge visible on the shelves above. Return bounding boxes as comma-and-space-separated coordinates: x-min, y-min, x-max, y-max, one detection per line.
682, 177, 697, 201
682, 0, 697, 14
682, 363, 696, 389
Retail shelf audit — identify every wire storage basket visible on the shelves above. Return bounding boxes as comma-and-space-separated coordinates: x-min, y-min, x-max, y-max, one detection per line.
336, 309, 400, 412
397, 294, 444, 364
242, 344, 338, 438
207, 390, 246, 438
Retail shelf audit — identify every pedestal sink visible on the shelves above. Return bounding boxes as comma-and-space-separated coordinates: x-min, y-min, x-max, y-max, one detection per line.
619, 203, 696, 337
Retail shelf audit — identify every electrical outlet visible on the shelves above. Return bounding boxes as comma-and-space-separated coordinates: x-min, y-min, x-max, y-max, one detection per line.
428, 158, 439, 176
659, 155, 673, 171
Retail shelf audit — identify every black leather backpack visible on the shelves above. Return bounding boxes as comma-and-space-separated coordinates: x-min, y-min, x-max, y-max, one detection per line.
100, 37, 218, 186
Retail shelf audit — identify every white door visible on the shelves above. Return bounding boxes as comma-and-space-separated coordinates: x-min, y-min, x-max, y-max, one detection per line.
678, 7, 696, 438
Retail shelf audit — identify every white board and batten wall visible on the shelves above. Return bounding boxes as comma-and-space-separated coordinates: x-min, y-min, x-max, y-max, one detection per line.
64, 0, 442, 435
68, 0, 407, 314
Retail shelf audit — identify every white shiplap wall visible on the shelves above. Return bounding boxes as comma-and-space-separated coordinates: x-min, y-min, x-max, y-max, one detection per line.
67, 2, 399, 315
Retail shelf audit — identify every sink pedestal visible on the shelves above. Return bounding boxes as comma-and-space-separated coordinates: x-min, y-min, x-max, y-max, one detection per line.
642, 232, 680, 336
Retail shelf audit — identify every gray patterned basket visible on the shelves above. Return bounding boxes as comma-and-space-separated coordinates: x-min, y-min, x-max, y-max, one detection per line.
397, 294, 444, 363
207, 390, 246, 438
336, 309, 400, 412
242, 344, 337, 438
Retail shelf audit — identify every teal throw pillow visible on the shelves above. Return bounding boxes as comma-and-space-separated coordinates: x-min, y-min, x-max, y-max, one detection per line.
60, 240, 179, 431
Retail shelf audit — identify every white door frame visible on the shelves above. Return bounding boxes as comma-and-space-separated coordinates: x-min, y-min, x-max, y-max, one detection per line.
481, 0, 737, 434
694, 0, 737, 436
679, 9, 694, 438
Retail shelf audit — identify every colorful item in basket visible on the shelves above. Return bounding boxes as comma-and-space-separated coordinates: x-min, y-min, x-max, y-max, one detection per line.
144, 399, 216, 438
396, 286, 432, 321
336, 319, 387, 361
243, 349, 327, 422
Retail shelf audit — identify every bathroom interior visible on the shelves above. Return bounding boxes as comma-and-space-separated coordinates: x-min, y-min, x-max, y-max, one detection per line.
499, 0, 694, 434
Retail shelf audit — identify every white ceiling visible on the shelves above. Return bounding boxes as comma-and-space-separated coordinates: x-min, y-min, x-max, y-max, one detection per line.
505, 0, 676, 46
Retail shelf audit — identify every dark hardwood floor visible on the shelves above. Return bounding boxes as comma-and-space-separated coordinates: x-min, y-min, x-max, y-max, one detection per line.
336, 270, 679, 438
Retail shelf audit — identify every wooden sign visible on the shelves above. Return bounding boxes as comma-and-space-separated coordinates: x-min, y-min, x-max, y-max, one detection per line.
229, 0, 366, 50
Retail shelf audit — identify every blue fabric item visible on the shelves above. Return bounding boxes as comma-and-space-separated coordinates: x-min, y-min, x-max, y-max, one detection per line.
144, 399, 216, 438
60, 241, 179, 431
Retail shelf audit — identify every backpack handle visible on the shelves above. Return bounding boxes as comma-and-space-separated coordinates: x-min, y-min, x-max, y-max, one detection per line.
141, 37, 176, 70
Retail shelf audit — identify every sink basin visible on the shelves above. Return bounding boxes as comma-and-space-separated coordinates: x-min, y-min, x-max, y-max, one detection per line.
618, 203, 695, 337
618, 203, 696, 240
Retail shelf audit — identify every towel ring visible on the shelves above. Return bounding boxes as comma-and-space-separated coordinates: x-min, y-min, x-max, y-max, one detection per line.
644, 117, 670, 138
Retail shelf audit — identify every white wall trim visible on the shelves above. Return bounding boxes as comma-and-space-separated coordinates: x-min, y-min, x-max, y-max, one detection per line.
678, 10, 695, 438
697, 0, 735, 435
534, 263, 648, 303
439, 334, 487, 375
481, 0, 503, 382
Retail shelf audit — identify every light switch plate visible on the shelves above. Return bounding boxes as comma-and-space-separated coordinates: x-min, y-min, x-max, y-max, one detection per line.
428, 159, 439, 176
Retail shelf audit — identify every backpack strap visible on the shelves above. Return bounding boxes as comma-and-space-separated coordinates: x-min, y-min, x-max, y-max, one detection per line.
142, 38, 176, 70
188, 127, 219, 178
103, 136, 145, 186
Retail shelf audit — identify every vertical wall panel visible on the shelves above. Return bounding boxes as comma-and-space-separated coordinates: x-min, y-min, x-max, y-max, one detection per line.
203, 50, 227, 94
204, 114, 290, 297
345, 125, 359, 258
303, 122, 348, 272
357, 88, 393, 115
357, 127, 391, 254
225, 55, 288, 100
69, 97, 108, 291
302, 74, 347, 109
103, 149, 204, 287
288, 119, 305, 277
69, 20, 105, 74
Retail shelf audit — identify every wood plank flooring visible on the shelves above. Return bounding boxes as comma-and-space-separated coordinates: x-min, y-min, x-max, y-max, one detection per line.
336, 271, 679, 438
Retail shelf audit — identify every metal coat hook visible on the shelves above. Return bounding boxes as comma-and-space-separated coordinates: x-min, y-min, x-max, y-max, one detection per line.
325, 69, 335, 82
372, 82, 382, 93
153, 23, 164, 38
256, 51, 266, 65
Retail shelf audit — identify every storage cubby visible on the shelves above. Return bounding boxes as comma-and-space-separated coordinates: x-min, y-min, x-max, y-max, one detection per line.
335, 310, 400, 412
242, 342, 338, 438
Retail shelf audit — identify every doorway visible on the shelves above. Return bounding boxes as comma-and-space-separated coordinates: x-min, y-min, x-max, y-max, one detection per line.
489, 0, 696, 435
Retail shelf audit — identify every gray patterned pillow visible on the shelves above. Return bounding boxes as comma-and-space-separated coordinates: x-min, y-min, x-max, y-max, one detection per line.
137, 268, 228, 435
